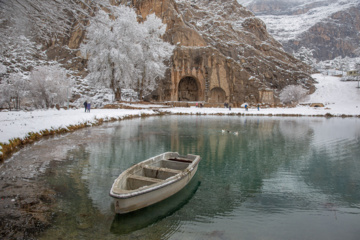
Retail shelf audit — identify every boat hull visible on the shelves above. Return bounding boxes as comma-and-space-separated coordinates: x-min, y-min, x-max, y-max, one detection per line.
110, 152, 201, 214
113, 164, 198, 214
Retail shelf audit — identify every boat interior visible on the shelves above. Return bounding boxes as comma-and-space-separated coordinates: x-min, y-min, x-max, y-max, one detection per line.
126, 155, 196, 191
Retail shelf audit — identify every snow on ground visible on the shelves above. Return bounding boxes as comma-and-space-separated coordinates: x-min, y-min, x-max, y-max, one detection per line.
307, 74, 360, 107
0, 109, 156, 145
120, 103, 170, 109
0, 74, 359, 146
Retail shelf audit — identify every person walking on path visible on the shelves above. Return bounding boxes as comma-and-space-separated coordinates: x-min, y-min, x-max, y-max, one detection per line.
87, 102, 91, 113
84, 101, 87, 112
257, 104, 260, 111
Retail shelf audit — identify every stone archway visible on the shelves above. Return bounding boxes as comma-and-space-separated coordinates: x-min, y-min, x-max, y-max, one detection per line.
178, 76, 199, 101
209, 87, 226, 103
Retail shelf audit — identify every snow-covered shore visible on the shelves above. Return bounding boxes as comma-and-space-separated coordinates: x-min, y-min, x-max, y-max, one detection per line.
0, 109, 156, 145
1, 74, 359, 147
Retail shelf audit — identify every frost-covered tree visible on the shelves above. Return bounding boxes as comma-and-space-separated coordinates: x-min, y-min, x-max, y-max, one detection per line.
8, 73, 27, 109
28, 65, 72, 108
138, 14, 174, 99
80, 6, 142, 100
80, 6, 174, 100
293, 47, 316, 68
279, 85, 308, 105
0, 73, 26, 110
0, 83, 13, 109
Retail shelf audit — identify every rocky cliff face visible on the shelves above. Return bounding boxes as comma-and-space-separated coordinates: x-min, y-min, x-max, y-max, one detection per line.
241, 0, 360, 61
59, 0, 315, 106
286, 5, 360, 61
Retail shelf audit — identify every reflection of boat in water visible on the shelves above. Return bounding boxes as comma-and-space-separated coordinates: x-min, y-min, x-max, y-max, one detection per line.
110, 152, 201, 214
110, 178, 201, 235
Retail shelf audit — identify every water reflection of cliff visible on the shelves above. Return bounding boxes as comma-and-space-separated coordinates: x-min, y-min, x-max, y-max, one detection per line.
163, 116, 315, 217
82, 116, 320, 219
302, 118, 360, 204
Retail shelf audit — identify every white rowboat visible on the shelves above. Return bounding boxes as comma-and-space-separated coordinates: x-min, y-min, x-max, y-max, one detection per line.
109, 152, 201, 214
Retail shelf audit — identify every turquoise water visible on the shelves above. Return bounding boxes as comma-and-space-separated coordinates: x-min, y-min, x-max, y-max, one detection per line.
38, 115, 360, 240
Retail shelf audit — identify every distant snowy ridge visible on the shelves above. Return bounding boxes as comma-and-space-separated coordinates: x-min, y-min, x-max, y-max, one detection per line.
237, 0, 359, 42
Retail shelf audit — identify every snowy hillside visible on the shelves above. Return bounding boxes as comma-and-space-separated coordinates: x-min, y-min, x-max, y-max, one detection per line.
237, 0, 359, 42
306, 74, 360, 109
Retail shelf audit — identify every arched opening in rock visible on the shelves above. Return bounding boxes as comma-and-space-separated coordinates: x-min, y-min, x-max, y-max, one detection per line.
178, 76, 199, 101
210, 87, 226, 103
310, 103, 325, 108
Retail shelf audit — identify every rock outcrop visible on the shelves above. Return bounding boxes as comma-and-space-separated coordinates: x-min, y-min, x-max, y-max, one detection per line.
59, 0, 315, 106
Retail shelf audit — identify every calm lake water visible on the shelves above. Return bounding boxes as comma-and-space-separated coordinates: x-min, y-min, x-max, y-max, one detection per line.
36, 115, 360, 240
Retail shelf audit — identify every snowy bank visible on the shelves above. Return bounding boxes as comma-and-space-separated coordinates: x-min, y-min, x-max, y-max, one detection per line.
0, 108, 157, 144
158, 105, 360, 117
0, 74, 359, 158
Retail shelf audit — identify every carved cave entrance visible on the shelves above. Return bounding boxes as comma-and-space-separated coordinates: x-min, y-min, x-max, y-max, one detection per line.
210, 87, 226, 103
178, 76, 199, 101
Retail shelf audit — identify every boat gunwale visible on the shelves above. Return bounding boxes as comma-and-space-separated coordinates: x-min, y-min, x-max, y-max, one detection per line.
109, 152, 201, 199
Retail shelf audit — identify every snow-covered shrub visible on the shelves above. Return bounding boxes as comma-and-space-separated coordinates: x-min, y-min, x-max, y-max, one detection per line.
27, 65, 72, 109
279, 85, 309, 105
121, 89, 139, 102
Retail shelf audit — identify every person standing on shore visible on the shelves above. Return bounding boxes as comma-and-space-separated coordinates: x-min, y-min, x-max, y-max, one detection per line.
87, 102, 91, 113
84, 101, 87, 112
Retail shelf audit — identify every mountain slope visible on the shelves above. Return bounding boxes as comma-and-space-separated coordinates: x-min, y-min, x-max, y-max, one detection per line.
61, 0, 315, 105
1, 0, 315, 108
238, 0, 360, 60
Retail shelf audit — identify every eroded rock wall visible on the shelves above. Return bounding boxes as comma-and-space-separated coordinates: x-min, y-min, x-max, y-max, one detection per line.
63, 0, 315, 105
142, 0, 313, 105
